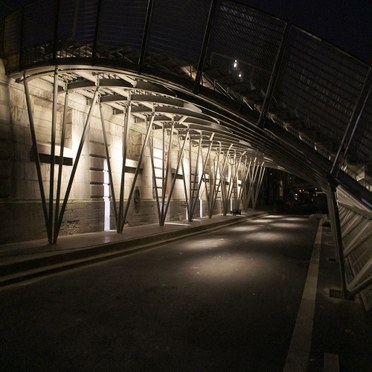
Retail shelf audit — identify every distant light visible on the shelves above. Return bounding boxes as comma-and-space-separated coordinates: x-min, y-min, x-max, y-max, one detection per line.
238, 73, 242, 78
233, 60, 238, 68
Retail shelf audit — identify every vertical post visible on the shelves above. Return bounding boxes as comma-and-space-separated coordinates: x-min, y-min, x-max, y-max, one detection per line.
49, 69, 58, 242
162, 130, 189, 224
121, 114, 154, 231
149, 129, 161, 223
118, 96, 131, 232
53, 89, 69, 243
161, 123, 175, 222
189, 133, 203, 220
23, 76, 50, 243
179, 132, 191, 218
99, 103, 118, 229
253, 164, 265, 209
210, 144, 222, 217
327, 180, 347, 297
190, 136, 213, 218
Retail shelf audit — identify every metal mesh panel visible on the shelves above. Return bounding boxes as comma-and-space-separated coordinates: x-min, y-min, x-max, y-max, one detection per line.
23, 0, 56, 47
22, 0, 57, 65
97, 0, 148, 62
338, 187, 372, 312
273, 27, 370, 154
204, 0, 286, 99
144, 0, 211, 75
57, 0, 99, 59
3, 10, 22, 70
350, 88, 372, 164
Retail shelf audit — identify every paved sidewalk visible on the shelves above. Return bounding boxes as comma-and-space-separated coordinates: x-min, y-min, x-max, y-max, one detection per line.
0, 211, 265, 287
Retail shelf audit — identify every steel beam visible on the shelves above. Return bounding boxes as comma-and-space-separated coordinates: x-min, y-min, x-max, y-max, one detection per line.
138, 0, 154, 70
331, 68, 372, 176
258, 24, 290, 128
193, 0, 218, 94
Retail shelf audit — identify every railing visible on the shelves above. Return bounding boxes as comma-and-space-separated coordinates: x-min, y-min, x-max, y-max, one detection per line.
337, 187, 372, 312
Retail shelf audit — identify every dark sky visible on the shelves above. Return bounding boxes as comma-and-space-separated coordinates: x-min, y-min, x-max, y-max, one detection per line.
1, 0, 371, 63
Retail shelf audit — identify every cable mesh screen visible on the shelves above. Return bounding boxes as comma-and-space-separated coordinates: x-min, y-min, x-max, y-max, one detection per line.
204, 0, 286, 100
144, 0, 211, 75
97, 0, 148, 62
272, 27, 369, 155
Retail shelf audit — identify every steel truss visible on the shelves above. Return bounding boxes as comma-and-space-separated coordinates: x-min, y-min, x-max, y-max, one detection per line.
24, 72, 99, 244
21, 68, 273, 243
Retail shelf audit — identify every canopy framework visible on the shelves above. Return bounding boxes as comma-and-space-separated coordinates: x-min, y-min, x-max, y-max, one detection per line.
1, 0, 371, 306
20, 68, 271, 241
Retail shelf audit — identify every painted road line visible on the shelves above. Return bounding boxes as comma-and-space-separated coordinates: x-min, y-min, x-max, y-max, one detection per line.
283, 220, 323, 371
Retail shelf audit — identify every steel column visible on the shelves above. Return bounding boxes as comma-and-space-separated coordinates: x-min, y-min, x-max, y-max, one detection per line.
190, 135, 213, 219
253, 164, 265, 209
149, 128, 161, 223
99, 103, 118, 229
118, 96, 132, 232
179, 133, 191, 219
23, 76, 50, 242
161, 130, 189, 225
121, 114, 154, 231
55, 87, 99, 240
53, 89, 69, 243
208, 145, 221, 218
49, 70, 58, 242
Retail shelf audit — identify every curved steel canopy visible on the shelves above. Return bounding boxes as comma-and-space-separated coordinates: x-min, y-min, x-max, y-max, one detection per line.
2, 0, 372, 207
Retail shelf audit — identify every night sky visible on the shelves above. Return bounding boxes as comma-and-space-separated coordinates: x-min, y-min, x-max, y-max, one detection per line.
1, 0, 371, 63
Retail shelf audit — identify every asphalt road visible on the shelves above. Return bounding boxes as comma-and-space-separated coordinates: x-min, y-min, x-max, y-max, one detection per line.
0, 215, 319, 371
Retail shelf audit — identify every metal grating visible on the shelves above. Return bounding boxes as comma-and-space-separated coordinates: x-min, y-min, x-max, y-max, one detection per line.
205, 0, 286, 101
97, 0, 148, 61
145, 0, 211, 69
